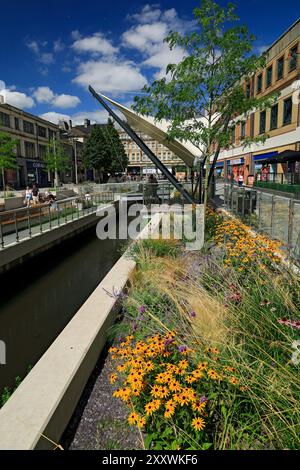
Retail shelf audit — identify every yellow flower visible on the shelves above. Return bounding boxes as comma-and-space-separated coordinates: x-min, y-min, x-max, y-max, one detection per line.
192, 369, 204, 380
191, 417, 206, 432
207, 369, 222, 381
198, 362, 207, 371
192, 401, 206, 413
178, 359, 189, 370
128, 412, 139, 426
164, 399, 176, 418
169, 380, 181, 393
137, 417, 146, 429
229, 376, 239, 385
109, 373, 117, 384
145, 400, 161, 416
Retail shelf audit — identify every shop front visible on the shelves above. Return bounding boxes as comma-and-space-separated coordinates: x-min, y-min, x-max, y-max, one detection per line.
226, 157, 245, 183
26, 161, 49, 187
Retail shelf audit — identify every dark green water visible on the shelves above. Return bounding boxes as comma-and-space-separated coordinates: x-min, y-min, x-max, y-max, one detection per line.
0, 223, 126, 392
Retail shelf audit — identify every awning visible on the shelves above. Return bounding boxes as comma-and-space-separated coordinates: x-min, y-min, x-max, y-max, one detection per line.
255, 150, 300, 165
216, 161, 224, 168
254, 151, 278, 162
98, 94, 202, 168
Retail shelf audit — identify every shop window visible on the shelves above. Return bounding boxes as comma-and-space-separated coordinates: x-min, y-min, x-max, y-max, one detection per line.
270, 104, 278, 130
259, 110, 266, 134
283, 97, 292, 125
257, 74, 262, 94
277, 57, 284, 80
266, 65, 272, 88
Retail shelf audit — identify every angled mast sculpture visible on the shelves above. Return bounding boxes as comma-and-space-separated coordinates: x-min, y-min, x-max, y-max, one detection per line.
89, 86, 195, 204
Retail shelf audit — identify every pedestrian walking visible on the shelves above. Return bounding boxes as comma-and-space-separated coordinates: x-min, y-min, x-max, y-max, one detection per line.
24, 186, 32, 206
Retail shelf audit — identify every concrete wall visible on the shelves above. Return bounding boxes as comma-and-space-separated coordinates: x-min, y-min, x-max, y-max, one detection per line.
0, 213, 162, 449
0, 212, 99, 274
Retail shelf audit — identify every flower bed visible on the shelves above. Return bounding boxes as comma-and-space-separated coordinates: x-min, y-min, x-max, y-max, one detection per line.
108, 209, 300, 450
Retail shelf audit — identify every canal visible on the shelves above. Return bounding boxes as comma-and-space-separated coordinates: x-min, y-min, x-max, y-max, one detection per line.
0, 222, 126, 393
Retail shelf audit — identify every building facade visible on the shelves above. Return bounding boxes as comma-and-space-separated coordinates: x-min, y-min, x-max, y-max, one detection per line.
217, 18, 300, 185
118, 128, 185, 176
0, 99, 83, 188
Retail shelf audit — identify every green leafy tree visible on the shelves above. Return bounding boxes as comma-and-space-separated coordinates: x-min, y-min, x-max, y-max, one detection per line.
0, 131, 17, 195
44, 139, 71, 186
133, 0, 276, 207
82, 119, 128, 182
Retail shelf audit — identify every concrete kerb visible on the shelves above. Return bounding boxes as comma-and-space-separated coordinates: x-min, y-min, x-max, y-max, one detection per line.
0, 212, 163, 450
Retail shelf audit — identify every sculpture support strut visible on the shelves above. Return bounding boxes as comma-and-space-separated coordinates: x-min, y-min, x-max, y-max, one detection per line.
89, 86, 195, 204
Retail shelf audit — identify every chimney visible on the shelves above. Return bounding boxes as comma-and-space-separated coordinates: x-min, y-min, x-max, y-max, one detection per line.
84, 119, 90, 128
0, 95, 4, 104
69, 119, 72, 129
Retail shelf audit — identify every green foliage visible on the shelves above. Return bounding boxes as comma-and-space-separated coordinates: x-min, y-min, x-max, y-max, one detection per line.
0, 131, 17, 192
254, 180, 300, 194
128, 239, 180, 263
133, 0, 276, 205
44, 139, 70, 177
82, 119, 128, 179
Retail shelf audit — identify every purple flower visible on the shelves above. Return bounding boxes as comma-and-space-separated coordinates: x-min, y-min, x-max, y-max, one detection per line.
139, 305, 146, 314
190, 311, 196, 318
178, 345, 188, 353
132, 322, 138, 332
200, 395, 207, 403
164, 338, 174, 349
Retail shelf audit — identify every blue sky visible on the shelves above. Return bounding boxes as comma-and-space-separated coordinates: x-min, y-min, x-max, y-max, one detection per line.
0, 0, 299, 125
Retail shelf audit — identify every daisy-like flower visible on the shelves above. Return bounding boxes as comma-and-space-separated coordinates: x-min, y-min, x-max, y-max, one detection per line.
128, 412, 139, 426
169, 380, 181, 393
192, 369, 204, 380
137, 417, 146, 429
207, 369, 222, 381
229, 376, 239, 385
178, 360, 189, 370
191, 417, 206, 432
109, 373, 117, 384
198, 362, 208, 371
145, 400, 161, 416
192, 401, 206, 413
164, 400, 176, 418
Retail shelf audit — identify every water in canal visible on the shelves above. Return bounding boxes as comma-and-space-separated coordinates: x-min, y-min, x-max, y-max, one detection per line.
0, 222, 127, 392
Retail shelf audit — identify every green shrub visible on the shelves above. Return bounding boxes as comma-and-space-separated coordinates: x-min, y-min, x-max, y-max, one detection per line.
254, 181, 300, 194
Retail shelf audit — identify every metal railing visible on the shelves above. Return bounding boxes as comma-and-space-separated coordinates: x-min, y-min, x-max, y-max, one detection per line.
0, 192, 114, 249
223, 183, 300, 260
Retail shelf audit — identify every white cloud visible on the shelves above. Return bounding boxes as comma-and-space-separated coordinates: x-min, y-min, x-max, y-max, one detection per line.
143, 43, 185, 75
73, 60, 147, 94
122, 5, 194, 79
33, 86, 80, 109
52, 94, 81, 108
39, 109, 117, 125
26, 40, 39, 55
72, 33, 118, 56
39, 111, 71, 124
122, 22, 167, 52
40, 52, 54, 65
53, 39, 64, 53
0, 80, 35, 109
127, 4, 162, 24
33, 86, 54, 103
